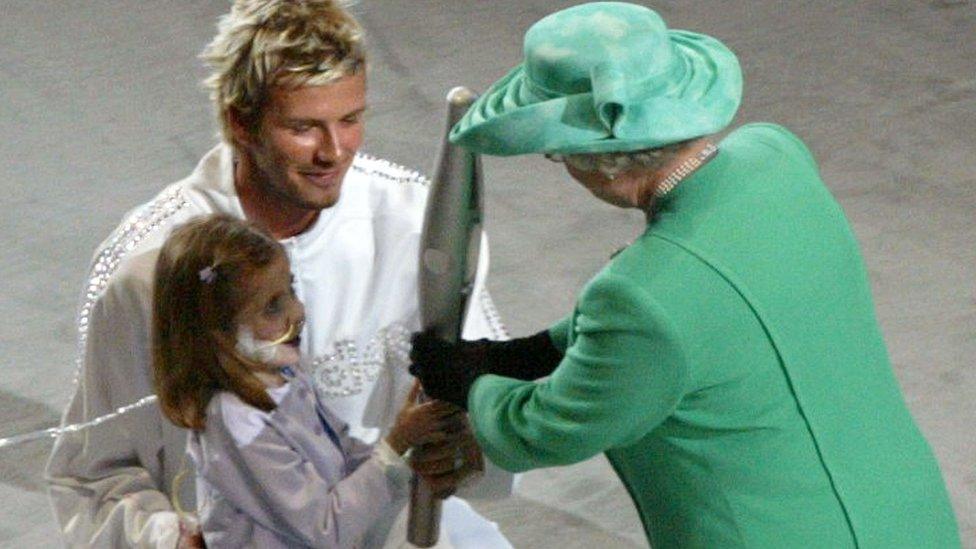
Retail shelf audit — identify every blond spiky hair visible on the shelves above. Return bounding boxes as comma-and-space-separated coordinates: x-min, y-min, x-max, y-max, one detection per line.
201, 0, 366, 145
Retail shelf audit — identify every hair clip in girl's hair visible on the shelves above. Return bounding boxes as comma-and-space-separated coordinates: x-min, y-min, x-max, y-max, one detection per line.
198, 265, 217, 284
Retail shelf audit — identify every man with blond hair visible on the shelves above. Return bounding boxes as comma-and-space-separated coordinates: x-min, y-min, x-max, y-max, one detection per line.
45, 1, 512, 547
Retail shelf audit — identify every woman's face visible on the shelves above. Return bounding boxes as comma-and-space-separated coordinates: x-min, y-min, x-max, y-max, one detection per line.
564, 163, 646, 209
234, 253, 305, 365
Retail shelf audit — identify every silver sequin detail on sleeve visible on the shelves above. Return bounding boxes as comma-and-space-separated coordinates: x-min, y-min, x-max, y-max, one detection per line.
0, 396, 158, 450
479, 288, 510, 340
0, 188, 186, 450
73, 185, 188, 386
351, 153, 430, 187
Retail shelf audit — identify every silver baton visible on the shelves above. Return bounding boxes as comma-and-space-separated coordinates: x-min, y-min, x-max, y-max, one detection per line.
408, 86, 483, 547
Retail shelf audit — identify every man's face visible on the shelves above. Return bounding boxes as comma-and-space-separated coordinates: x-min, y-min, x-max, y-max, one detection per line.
239, 72, 367, 211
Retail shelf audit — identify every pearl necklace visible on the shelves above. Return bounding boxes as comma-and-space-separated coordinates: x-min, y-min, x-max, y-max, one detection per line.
611, 142, 719, 259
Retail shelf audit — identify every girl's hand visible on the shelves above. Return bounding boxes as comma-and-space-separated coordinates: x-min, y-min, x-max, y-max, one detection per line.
409, 416, 485, 499
385, 382, 464, 455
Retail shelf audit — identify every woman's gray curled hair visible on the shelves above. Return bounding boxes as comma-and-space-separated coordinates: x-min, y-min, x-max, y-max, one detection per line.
559, 139, 693, 179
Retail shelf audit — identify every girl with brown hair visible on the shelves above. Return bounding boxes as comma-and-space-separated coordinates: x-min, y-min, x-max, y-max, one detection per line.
152, 214, 461, 548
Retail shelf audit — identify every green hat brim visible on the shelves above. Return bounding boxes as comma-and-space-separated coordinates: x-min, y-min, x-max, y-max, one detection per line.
450, 30, 742, 156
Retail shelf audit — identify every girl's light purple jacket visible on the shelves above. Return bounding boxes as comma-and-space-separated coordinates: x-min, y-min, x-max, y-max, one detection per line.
188, 368, 411, 548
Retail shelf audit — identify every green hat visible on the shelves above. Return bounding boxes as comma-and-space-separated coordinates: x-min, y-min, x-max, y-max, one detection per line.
449, 2, 742, 156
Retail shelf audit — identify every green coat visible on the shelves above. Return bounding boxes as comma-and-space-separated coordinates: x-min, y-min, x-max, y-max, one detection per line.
468, 124, 959, 548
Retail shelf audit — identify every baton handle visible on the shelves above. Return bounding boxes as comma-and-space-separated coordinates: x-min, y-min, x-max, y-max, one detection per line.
408, 86, 481, 547
407, 456, 443, 546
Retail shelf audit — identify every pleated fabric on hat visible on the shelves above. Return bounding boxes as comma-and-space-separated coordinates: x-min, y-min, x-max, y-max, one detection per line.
450, 2, 743, 156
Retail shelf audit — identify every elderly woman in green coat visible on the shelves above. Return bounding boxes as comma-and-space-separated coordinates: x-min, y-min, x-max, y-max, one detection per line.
409, 2, 960, 547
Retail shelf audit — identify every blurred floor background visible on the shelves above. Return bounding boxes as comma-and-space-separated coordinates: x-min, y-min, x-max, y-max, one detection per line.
0, 1, 973, 547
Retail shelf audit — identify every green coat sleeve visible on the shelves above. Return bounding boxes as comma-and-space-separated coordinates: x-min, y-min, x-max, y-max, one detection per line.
547, 315, 572, 353
468, 272, 690, 472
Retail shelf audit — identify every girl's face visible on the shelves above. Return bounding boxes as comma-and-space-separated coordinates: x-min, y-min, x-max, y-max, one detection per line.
234, 252, 305, 364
